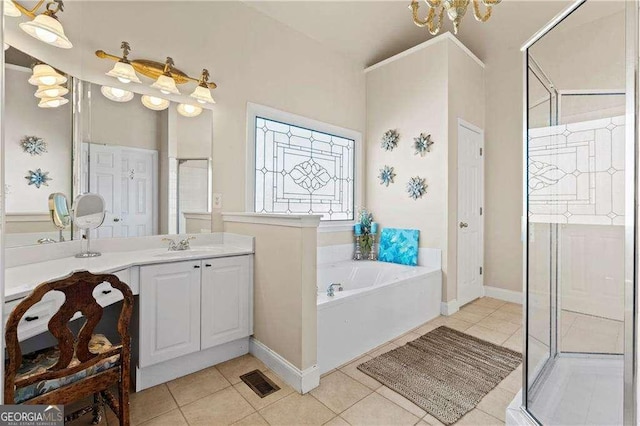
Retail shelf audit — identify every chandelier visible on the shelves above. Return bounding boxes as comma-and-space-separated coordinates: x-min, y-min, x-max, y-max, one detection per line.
409, 0, 501, 35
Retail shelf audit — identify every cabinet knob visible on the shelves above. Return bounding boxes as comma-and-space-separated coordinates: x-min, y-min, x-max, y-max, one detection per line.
24, 315, 39, 322
205, 264, 212, 267
102, 290, 112, 295
194, 265, 201, 269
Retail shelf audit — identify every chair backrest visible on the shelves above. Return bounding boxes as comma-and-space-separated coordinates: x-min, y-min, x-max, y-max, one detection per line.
4, 270, 134, 403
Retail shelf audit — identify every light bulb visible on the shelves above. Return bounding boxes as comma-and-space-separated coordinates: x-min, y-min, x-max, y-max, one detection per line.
48, 99, 61, 107
183, 105, 196, 113
197, 99, 206, 104
111, 87, 125, 97
34, 27, 58, 43
39, 76, 57, 86
160, 89, 170, 95
150, 96, 162, 105
44, 88, 58, 97
117, 77, 130, 84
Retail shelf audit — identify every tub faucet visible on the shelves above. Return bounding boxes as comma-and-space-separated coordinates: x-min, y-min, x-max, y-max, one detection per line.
327, 283, 343, 297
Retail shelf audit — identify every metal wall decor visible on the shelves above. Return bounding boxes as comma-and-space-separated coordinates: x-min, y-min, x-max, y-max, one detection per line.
381, 129, 400, 151
378, 165, 396, 187
413, 133, 434, 156
25, 168, 51, 188
21, 135, 47, 156
407, 176, 427, 200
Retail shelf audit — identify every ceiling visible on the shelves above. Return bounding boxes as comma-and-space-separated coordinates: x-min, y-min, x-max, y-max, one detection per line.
245, 0, 622, 68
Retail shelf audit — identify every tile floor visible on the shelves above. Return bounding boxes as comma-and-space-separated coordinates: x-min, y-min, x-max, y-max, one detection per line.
70, 297, 523, 426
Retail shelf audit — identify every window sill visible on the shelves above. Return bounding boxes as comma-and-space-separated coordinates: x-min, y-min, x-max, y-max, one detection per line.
318, 222, 356, 233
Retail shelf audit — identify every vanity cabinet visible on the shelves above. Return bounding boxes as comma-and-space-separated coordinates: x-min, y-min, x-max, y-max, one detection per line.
139, 255, 252, 368
201, 256, 251, 350
139, 261, 202, 367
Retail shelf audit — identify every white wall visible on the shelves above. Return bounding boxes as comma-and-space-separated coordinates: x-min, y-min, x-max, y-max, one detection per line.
176, 113, 212, 159
4, 67, 72, 214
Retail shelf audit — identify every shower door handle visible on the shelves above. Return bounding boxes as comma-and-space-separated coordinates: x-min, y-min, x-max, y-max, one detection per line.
459, 222, 468, 228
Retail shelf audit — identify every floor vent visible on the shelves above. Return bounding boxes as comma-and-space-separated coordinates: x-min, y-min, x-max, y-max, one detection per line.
240, 369, 280, 398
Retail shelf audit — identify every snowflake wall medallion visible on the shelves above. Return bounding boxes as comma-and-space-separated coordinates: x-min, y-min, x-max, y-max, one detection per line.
25, 169, 51, 188
407, 176, 427, 200
413, 133, 434, 156
378, 165, 396, 187
21, 136, 47, 156
381, 129, 400, 151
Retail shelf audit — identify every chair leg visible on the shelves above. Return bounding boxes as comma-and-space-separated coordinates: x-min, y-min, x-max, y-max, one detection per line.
91, 392, 102, 425
118, 381, 130, 426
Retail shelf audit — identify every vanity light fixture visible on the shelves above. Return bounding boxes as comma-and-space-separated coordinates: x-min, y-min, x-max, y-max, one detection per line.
177, 103, 203, 118
151, 57, 180, 95
28, 63, 67, 86
101, 85, 134, 103
96, 41, 217, 102
105, 41, 141, 84
34, 84, 68, 98
190, 69, 216, 104
38, 96, 68, 108
4, 0, 21, 17
141, 95, 169, 111
17, 0, 72, 48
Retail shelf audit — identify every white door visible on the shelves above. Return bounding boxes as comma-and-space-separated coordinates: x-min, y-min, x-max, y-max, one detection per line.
201, 256, 251, 350
86, 144, 122, 239
139, 261, 202, 367
121, 150, 155, 237
457, 120, 484, 306
85, 144, 157, 237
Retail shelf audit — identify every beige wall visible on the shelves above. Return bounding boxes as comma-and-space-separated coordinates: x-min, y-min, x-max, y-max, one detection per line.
223, 221, 317, 371
483, 9, 625, 294
365, 37, 484, 302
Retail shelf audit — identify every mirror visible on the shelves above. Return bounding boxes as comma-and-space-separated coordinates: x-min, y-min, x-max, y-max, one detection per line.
2, 48, 214, 248
48, 192, 70, 232
3, 46, 73, 248
72, 193, 106, 258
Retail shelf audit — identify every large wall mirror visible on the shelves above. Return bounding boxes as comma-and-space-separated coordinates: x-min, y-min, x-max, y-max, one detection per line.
3, 43, 214, 248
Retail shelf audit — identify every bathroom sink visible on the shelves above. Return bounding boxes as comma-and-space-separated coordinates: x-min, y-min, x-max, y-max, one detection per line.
153, 247, 226, 258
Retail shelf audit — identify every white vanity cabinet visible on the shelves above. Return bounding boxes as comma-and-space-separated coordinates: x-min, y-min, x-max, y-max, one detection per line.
201, 255, 251, 350
139, 261, 202, 367
138, 254, 253, 372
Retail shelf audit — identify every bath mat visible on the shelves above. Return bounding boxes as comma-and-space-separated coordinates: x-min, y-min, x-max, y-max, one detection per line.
378, 228, 419, 266
357, 326, 521, 425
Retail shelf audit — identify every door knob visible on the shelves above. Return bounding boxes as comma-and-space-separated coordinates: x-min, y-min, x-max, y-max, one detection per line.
459, 222, 468, 228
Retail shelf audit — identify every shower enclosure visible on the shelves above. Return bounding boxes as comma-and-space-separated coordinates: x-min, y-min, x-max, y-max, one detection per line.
520, 0, 637, 424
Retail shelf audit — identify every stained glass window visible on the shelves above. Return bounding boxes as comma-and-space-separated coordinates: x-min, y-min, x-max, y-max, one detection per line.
254, 116, 355, 221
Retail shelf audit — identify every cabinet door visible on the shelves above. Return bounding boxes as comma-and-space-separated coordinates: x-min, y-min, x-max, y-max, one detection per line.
140, 261, 201, 367
201, 256, 251, 350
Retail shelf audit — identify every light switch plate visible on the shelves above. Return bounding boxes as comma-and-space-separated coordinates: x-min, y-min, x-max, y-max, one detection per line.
213, 193, 223, 209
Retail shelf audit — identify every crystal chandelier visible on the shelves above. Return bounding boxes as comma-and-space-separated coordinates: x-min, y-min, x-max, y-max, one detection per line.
409, 0, 501, 35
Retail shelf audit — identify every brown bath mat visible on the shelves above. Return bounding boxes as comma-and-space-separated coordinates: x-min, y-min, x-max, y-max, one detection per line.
357, 326, 521, 425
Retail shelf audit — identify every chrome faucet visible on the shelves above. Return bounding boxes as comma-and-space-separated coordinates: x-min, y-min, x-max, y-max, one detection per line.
162, 236, 195, 251
327, 283, 343, 297
37, 238, 56, 244
178, 236, 195, 251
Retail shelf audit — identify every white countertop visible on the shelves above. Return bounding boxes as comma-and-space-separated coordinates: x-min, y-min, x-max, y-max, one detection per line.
5, 243, 253, 302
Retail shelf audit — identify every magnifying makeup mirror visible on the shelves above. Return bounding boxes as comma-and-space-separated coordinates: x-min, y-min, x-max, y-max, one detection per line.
72, 193, 106, 258
48, 193, 71, 242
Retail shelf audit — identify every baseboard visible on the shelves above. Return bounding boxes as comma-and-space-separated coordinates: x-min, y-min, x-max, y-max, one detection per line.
249, 337, 320, 394
135, 337, 249, 391
440, 299, 459, 316
484, 286, 523, 304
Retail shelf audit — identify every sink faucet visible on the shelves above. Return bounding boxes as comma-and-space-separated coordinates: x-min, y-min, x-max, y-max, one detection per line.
37, 238, 56, 244
162, 236, 195, 251
327, 283, 343, 297
178, 236, 195, 251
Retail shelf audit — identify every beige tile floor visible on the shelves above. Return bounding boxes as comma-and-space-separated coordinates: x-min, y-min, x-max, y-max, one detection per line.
69, 297, 523, 426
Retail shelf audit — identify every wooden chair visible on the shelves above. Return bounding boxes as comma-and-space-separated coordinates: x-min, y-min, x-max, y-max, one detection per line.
4, 270, 134, 425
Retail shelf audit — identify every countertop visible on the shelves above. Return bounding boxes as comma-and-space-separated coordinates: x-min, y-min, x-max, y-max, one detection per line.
5, 244, 253, 302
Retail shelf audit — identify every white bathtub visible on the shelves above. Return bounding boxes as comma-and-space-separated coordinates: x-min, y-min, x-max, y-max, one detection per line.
317, 259, 442, 374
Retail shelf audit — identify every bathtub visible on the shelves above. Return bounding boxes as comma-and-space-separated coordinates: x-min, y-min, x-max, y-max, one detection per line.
317, 259, 442, 374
